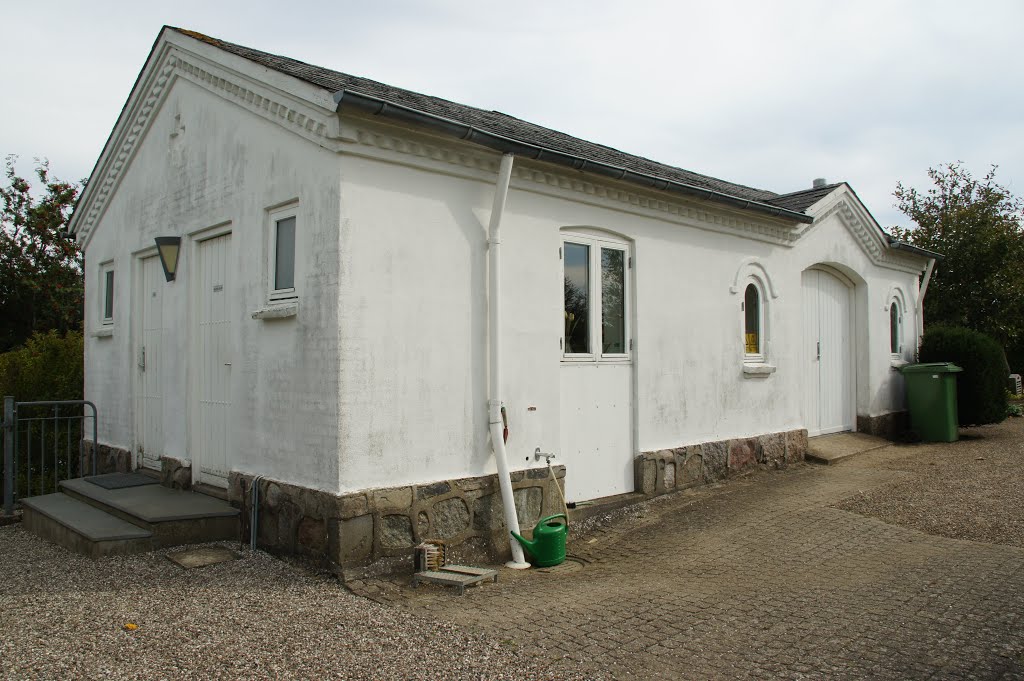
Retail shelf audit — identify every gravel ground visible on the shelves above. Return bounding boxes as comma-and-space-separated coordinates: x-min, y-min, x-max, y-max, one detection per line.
834, 416, 1024, 547
0, 528, 571, 680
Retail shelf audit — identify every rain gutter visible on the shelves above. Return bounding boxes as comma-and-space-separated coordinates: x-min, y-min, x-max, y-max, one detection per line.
887, 239, 944, 261
332, 90, 814, 225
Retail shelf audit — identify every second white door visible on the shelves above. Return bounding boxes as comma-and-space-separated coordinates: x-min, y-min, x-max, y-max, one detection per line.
193, 232, 233, 487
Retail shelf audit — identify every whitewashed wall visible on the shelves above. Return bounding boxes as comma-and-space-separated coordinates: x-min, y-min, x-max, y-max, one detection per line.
334, 120, 928, 495
82, 72, 926, 501
83, 76, 343, 493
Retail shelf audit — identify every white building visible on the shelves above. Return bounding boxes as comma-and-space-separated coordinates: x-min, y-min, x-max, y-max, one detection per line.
68, 27, 936, 567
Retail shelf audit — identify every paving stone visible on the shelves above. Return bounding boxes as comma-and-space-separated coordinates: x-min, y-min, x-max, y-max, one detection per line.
349, 421, 1024, 680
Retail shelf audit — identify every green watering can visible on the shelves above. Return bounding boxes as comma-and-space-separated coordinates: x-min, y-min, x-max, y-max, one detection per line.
510, 513, 567, 567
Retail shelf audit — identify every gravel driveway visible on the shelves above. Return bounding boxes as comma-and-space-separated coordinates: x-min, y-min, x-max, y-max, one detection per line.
834, 418, 1024, 547
3, 418, 1024, 679
0, 530, 564, 680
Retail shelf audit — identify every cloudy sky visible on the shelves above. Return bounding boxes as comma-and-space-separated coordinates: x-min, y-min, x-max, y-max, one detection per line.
3, 0, 1021, 228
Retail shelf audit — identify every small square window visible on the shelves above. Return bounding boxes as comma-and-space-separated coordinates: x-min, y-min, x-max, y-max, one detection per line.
99, 261, 114, 325
267, 204, 298, 302
274, 216, 296, 291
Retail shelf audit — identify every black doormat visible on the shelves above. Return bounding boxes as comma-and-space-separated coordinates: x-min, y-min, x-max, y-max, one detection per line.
84, 472, 159, 490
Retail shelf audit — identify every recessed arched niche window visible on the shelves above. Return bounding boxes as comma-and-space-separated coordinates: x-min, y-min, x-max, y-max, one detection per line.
744, 281, 765, 362
889, 298, 902, 355
731, 258, 776, 375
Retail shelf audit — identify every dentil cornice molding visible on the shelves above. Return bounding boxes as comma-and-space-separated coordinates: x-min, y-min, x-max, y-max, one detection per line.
346, 126, 802, 247
806, 199, 925, 274
73, 44, 341, 247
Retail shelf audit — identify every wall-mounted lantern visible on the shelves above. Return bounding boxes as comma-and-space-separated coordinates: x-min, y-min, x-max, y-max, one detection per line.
154, 237, 182, 282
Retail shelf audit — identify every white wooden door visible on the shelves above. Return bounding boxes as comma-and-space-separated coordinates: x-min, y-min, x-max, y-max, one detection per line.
559, 235, 634, 502
803, 269, 854, 436
193, 233, 232, 487
137, 255, 164, 470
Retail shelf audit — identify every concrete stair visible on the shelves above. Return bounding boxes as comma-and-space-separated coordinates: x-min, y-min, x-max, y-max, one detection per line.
21, 476, 240, 557
807, 432, 891, 465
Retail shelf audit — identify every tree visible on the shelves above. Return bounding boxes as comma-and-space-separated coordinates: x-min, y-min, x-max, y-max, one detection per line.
0, 156, 83, 351
890, 163, 1024, 372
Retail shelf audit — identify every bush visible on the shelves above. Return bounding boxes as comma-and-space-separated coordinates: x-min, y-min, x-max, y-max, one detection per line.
0, 330, 83, 402
918, 325, 1007, 426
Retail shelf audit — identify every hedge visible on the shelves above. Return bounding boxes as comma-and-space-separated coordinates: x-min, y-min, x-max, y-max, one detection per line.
0, 330, 84, 403
918, 325, 1007, 426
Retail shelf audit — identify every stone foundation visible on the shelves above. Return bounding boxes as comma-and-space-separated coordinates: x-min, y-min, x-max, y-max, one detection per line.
857, 412, 909, 440
635, 429, 807, 498
228, 466, 566, 572
160, 456, 192, 490
81, 441, 132, 475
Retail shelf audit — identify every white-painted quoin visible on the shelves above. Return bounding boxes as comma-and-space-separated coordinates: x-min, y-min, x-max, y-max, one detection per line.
70, 28, 937, 515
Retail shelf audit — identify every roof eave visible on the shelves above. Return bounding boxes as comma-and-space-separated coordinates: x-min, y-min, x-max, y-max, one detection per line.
887, 238, 943, 261
334, 90, 813, 225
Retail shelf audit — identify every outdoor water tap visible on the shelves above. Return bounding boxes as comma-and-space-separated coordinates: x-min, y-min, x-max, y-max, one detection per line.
534, 447, 556, 463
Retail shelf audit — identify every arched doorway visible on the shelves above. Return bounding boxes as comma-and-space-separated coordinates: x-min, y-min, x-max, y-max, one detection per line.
802, 267, 855, 435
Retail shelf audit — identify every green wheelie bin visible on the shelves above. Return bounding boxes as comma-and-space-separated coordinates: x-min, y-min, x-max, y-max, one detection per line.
899, 362, 963, 442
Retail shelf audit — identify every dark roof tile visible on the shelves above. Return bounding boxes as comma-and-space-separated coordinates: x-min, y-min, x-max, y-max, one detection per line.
171, 28, 803, 210
765, 183, 842, 212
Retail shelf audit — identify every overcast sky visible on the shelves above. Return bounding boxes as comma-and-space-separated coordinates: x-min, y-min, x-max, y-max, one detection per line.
3, 0, 1021, 229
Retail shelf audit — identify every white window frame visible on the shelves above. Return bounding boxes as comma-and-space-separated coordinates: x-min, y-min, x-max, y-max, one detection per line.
561, 233, 631, 364
889, 297, 903, 357
741, 277, 768, 365
99, 260, 115, 326
267, 203, 299, 303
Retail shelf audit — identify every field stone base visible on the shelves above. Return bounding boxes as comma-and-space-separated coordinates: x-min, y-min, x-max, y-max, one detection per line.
635, 428, 807, 498
81, 441, 132, 475
160, 456, 192, 490
857, 412, 910, 440
230, 464, 566, 573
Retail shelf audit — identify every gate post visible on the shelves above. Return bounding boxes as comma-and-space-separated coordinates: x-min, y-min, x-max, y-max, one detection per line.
3, 396, 14, 516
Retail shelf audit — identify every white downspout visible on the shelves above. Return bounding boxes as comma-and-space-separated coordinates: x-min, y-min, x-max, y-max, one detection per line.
916, 258, 936, 349
488, 153, 530, 569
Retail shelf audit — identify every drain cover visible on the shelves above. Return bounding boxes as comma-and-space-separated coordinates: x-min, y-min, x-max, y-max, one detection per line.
535, 556, 588, 574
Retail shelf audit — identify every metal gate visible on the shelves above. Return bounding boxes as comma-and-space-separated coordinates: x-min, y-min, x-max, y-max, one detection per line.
2, 396, 98, 516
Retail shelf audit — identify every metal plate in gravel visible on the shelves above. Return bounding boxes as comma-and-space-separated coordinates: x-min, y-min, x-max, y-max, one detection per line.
535, 556, 588, 574
167, 547, 239, 569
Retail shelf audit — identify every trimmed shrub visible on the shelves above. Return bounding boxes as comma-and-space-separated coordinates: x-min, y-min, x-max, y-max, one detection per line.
918, 325, 1007, 426
0, 330, 83, 402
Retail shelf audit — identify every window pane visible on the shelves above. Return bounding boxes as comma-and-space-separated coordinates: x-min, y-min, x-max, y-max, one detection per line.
564, 243, 590, 353
275, 216, 296, 291
890, 303, 900, 353
744, 284, 759, 354
104, 270, 114, 320
601, 248, 626, 353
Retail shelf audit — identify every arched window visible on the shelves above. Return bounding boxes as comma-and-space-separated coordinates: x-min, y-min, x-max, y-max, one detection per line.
745, 284, 760, 354
889, 299, 902, 355
732, 260, 774, 374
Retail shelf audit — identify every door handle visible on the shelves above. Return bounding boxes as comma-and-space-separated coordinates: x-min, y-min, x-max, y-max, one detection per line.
816, 341, 821, 361
138, 346, 146, 371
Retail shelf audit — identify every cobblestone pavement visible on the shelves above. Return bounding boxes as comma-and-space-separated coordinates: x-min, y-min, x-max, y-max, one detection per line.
351, 426, 1024, 679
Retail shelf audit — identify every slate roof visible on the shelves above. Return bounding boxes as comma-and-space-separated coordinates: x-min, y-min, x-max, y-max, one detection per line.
170, 27, 835, 219
766, 183, 843, 212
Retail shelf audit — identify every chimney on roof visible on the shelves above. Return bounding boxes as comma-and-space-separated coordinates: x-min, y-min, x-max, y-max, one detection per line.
812, 178, 827, 189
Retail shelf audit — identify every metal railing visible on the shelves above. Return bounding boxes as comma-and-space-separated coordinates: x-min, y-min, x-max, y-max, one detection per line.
2, 397, 98, 516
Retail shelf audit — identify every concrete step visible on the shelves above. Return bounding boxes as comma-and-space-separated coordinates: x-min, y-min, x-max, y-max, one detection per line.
21, 493, 154, 557
807, 432, 891, 465
59, 477, 240, 548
